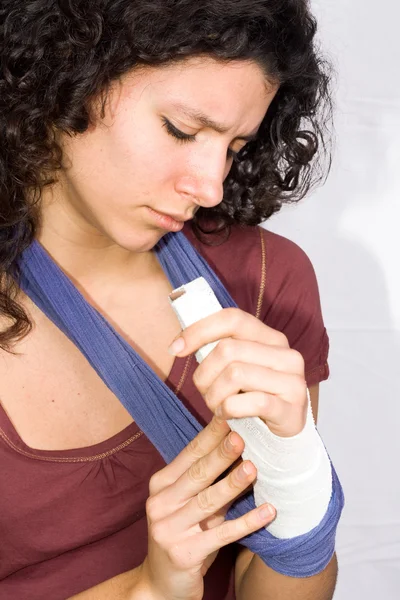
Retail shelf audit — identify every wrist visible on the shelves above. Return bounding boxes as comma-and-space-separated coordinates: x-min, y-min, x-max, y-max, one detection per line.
130, 560, 165, 600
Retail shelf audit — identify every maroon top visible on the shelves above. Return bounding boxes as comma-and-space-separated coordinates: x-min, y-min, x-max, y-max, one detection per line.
0, 225, 329, 599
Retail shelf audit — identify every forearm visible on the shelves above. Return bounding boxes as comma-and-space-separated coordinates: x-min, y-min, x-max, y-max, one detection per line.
67, 563, 156, 600
237, 553, 338, 600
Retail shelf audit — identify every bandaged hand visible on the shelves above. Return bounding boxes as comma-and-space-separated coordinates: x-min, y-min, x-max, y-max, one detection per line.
168, 305, 310, 438
169, 283, 332, 539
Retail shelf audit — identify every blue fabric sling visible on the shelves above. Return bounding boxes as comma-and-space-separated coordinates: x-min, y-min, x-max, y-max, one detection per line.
18, 231, 344, 578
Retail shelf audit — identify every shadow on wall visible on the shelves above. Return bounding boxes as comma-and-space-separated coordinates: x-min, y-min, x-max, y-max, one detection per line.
267, 97, 400, 600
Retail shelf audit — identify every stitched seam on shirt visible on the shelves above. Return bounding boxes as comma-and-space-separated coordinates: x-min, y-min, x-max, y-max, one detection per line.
175, 354, 193, 394
255, 227, 267, 320
252, 228, 328, 386
0, 427, 143, 463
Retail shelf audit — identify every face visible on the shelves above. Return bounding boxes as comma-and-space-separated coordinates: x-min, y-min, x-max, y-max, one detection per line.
46, 57, 277, 253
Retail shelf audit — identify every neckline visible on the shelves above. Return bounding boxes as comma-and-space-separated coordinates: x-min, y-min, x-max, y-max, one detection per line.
0, 356, 186, 461
14, 228, 204, 460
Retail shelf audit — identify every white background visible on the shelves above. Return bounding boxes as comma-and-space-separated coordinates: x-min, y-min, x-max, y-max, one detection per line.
266, 1, 400, 598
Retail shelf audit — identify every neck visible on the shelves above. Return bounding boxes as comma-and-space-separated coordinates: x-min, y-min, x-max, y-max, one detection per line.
37, 188, 158, 291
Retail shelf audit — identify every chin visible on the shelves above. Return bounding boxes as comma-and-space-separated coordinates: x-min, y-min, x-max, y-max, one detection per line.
110, 224, 167, 254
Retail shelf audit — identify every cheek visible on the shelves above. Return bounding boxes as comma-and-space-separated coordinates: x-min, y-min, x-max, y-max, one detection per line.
114, 124, 181, 188
64, 120, 183, 210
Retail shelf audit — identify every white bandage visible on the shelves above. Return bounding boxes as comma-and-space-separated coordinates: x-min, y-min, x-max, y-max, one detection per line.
169, 277, 333, 539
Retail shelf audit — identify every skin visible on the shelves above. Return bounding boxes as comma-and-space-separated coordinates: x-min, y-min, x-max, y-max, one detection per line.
9, 57, 337, 598
39, 57, 276, 273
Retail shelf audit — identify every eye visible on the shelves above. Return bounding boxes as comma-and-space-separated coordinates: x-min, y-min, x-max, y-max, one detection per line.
162, 116, 247, 162
161, 117, 196, 143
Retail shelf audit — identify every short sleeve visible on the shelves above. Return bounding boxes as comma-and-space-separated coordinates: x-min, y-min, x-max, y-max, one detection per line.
259, 228, 330, 387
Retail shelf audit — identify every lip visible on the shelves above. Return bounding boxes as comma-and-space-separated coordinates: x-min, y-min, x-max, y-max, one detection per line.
146, 207, 186, 232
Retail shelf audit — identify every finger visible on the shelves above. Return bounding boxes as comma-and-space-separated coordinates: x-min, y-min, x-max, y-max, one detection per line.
153, 431, 245, 515
203, 363, 307, 414
218, 391, 307, 437
149, 416, 230, 496
199, 481, 257, 531
199, 507, 229, 531
183, 503, 276, 566
199, 479, 255, 530
168, 308, 289, 358
169, 459, 257, 531
193, 340, 304, 397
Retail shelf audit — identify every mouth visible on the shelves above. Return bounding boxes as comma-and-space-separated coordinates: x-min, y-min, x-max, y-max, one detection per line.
146, 207, 188, 232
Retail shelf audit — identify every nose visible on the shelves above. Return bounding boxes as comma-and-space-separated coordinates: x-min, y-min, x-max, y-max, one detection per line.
174, 148, 228, 209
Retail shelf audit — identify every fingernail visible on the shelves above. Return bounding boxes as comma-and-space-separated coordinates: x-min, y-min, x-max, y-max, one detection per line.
168, 337, 185, 355
259, 504, 274, 520
238, 462, 252, 480
224, 433, 235, 451
215, 405, 223, 418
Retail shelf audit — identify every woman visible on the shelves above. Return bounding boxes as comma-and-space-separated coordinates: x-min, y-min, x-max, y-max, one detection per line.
0, 1, 339, 598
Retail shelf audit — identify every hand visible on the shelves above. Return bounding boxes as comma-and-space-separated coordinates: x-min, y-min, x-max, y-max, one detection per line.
168, 308, 308, 438
140, 416, 275, 600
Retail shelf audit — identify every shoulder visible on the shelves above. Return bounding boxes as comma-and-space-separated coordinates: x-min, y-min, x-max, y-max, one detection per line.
183, 222, 315, 269
261, 226, 317, 282
183, 223, 329, 385
258, 228, 329, 386
183, 223, 318, 315
183, 223, 264, 316
259, 227, 322, 319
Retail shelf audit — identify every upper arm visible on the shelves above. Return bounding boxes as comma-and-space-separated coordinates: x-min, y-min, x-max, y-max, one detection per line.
235, 232, 327, 585
236, 552, 338, 600
309, 383, 319, 424
259, 228, 330, 389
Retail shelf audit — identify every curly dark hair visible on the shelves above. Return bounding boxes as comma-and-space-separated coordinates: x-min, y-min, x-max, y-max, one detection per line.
0, 0, 333, 351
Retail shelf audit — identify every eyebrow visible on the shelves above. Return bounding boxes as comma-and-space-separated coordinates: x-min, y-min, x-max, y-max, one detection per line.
170, 102, 259, 142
